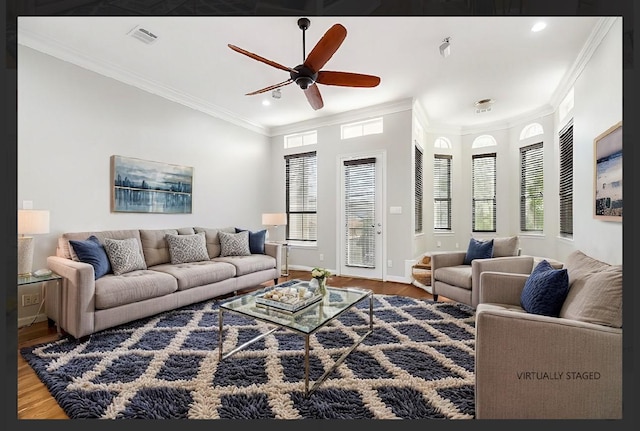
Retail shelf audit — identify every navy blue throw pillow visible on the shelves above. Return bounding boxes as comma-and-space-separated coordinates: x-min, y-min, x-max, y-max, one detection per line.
520, 260, 569, 317
463, 238, 494, 265
235, 228, 266, 254
69, 235, 111, 279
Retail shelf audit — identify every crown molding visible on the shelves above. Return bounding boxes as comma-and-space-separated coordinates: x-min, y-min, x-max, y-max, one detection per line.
268, 98, 413, 137
549, 17, 617, 110
18, 28, 269, 136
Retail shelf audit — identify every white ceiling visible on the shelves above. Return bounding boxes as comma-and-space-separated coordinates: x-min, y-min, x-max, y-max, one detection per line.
18, 15, 610, 135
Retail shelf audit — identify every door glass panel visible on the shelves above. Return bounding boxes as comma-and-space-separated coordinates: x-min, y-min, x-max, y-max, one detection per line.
344, 158, 376, 268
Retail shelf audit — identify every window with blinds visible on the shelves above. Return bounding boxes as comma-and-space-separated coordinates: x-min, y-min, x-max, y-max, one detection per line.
520, 142, 544, 232
434, 154, 452, 230
285, 151, 317, 241
344, 158, 376, 268
559, 120, 574, 237
414, 145, 424, 234
472, 153, 496, 232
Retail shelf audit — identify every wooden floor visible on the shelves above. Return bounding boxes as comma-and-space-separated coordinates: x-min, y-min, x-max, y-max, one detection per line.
17, 270, 441, 419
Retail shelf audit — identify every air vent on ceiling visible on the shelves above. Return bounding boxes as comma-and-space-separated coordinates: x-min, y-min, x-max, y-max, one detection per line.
128, 25, 158, 44
474, 98, 494, 114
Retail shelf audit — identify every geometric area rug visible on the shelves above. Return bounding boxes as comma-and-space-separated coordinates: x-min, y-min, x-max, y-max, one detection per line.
20, 293, 476, 419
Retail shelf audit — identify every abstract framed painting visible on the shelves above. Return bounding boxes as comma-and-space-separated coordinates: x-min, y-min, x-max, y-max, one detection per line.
111, 155, 193, 214
593, 121, 622, 221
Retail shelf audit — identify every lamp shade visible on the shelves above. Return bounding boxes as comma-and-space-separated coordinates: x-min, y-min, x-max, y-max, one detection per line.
262, 213, 287, 226
18, 209, 50, 235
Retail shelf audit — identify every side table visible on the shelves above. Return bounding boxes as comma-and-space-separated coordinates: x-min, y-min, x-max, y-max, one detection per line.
18, 272, 63, 334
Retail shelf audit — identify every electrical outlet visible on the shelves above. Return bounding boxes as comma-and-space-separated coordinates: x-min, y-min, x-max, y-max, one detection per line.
22, 294, 32, 306
33, 293, 40, 304
387, 260, 393, 267
319, 253, 324, 261
456, 243, 459, 249
437, 241, 442, 248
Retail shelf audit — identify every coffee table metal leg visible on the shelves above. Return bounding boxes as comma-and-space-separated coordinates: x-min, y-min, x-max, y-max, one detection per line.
218, 307, 224, 360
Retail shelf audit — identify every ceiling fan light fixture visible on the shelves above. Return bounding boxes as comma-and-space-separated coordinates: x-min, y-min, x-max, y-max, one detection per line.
439, 37, 451, 58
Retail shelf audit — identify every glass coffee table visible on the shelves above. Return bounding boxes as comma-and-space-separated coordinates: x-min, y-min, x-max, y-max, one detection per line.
218, 282, 373, 395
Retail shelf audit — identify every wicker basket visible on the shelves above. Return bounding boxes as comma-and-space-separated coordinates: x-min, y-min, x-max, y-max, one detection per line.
412, 255, 431, 286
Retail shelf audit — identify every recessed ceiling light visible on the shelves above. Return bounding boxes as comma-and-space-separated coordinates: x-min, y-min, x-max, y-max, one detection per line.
262, 100, 271, 106
531, 22, 547, 32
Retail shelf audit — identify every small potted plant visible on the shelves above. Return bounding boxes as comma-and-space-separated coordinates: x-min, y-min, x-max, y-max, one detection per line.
310, 267, 331, 295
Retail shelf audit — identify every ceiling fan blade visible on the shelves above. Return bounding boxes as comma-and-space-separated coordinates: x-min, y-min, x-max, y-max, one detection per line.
304, 83, 324, 110
316, 71, 381, 88
245, 79, 293, 96
304, 23, 347, 74
228, 44, 297, 73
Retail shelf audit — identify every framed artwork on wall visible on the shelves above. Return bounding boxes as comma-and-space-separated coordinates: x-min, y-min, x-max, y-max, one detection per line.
593, 121, 622, 221
110, 155, 193, 214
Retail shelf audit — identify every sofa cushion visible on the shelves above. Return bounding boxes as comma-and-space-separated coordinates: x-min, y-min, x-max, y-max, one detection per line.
68, 235, 111, 279
520, 260, 569, 317
559, 250, 623, 328
151, 261, 236, 291
213, 254, 277, 276
235, 228, 267, 254
94, 270, 178, 310
104, 237, 148, 275
464, 238, 494, 265
492, 236, 520, 257
433, 266, 473, 290
194, 227, 236, 258
219, 230, 251, 257
140, 229, 178, 267
165, 232, 210, 264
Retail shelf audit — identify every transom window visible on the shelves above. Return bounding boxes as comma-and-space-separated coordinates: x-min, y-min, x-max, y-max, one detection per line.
341, 118, 383, 139
472, 135, 497, 149
434, 137, 451, 149
520, 123, 544, 140
284, 130, 317, 149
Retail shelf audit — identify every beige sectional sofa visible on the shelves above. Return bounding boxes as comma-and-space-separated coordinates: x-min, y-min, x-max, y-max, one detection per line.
46, 226, 282, 339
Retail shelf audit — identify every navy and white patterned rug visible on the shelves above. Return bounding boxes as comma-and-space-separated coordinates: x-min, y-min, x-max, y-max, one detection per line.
21, 292, 476, 419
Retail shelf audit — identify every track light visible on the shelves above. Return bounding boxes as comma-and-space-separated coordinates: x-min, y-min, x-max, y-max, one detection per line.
439, 37, 451, 58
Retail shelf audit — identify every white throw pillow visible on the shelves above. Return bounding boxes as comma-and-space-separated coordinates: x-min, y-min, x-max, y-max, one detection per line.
104, 237, 147, 275
218, 230, 251, 257
165, 232, 210, 264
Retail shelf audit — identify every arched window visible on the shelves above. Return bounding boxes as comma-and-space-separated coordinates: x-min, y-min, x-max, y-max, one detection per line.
520, 123, 544, 140
434, 137, 451, 149
472, 135, 497, 148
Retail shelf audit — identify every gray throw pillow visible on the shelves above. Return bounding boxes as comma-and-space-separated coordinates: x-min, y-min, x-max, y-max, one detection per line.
219, 230, 251, 257
165, 232, 210, 264
104, 237, 147, 275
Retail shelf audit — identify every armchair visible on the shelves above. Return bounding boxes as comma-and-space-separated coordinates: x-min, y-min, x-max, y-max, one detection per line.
474, 250, 622, 419
430, 236, 532, 308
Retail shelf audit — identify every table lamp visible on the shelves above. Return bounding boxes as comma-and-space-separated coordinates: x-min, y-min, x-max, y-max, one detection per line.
18, 209, 50, 276
261, 212, 287, 241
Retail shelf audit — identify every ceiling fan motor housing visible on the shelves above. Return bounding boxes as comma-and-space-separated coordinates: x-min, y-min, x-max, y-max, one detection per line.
291, 64, 318, 89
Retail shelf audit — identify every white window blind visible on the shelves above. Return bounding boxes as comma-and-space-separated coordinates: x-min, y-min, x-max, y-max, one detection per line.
472, 153, 496, 232
520, 142, 544, 232
434, 154, 452, 230
344, 158, 376, 268
285, 151, 317, 241
559, 120, 574, 237
414, 145, 424, 233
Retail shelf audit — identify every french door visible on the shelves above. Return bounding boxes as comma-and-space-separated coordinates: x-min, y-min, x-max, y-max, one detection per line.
338, 152, 385, 280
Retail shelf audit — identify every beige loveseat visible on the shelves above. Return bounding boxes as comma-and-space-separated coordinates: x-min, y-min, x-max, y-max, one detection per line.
46, 227, 282, 339
474, 250, 622, 419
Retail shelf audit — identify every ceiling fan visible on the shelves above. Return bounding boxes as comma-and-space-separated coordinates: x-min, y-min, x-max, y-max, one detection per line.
228, 17, 381, 110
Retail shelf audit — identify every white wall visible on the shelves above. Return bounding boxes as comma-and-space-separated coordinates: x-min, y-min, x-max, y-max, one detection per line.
269, 108, 413, 280
17, 46, 272, 319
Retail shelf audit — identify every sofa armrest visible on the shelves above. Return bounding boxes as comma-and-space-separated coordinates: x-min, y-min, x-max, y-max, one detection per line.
471, 256, 533, 307
47, 256, 97, 338
475, 307, 622, 418
264, 242, 282, 274
478, 271, 528, 306
430, 251, 466, 270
